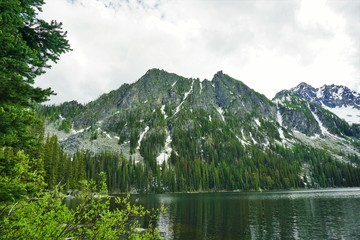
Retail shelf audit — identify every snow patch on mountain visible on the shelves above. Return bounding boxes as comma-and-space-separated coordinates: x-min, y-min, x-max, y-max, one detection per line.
276, 110, 283, 127
236, 135, 249, 146
323, 105, 360, 124
249, 132, 257, 144
216, 107, 225, 122
161, 105, 168, 119
289, 83, 360, 111
103, 131, 112, 139
174, 80, 194, 116
137, 126, 149, 150
334, 87, 344, 100
275, 106, 286, 142
254, 118, 261, 127
156, 131, 172, 165
278, 128, 286, 142
71, 128, 85, 134
308, 106, 329, 136
316, 87, 324, 99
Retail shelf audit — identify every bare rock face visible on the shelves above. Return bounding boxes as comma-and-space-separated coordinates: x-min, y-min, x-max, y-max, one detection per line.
278, 82, 360, 110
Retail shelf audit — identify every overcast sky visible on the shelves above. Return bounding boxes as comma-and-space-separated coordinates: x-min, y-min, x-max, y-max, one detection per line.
36, 0, 360, 104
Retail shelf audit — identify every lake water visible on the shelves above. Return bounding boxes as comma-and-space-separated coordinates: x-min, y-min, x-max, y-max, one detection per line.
129, 188, 360, 240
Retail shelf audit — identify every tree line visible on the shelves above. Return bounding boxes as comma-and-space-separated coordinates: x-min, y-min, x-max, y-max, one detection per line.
41, 135, 360, 193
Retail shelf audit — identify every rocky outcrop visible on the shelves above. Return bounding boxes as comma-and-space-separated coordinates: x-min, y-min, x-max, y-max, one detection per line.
278, 82, 360, 110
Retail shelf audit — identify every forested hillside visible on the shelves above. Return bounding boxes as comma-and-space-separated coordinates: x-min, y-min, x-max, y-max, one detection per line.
42, 136, 360, 193
38, 69, 360, 193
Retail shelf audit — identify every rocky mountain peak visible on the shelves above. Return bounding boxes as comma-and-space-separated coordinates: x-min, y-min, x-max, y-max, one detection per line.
213, 70, 224, 78
280, 82, 360, 124
290, 82, 317, 101
295, 83, 359, 109
292, 82, 314, 91
211, 70, 228, 84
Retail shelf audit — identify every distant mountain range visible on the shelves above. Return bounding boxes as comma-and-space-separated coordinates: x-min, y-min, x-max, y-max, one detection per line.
38, 69, 360, 189
276, 82, 360, 124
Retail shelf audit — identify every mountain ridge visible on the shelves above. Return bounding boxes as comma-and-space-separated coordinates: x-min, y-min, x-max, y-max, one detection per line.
39, 69, 360, 162
276, 82, 360, 125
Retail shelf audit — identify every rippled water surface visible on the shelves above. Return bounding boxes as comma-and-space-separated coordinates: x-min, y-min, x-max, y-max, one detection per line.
130, 188, 360, 240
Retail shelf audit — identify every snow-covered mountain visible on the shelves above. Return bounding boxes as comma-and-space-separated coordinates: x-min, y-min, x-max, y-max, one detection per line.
276, 83, 360, 124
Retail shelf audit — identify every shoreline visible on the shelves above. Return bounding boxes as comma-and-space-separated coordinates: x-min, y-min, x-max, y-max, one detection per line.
108, 186, 360, 196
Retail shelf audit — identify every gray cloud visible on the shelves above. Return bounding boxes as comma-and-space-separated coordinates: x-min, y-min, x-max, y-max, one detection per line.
36, 0, 360, 104
327, 0, 360, 92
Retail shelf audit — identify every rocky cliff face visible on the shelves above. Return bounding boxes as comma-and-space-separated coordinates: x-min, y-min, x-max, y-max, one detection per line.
276, 82, 360, 124
39, 69, 360, 162
273, 91, 358, 138
277, 82, 360, 109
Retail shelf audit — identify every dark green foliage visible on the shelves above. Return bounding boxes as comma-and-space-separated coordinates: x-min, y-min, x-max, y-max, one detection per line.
0, 0, 71, 202
0, 0, 71, 107
0, 105, 38, 150
58, 118, 71, 133
0, 180, 162, 240
0, 147, 45, 202
36, 101, 84, 121
307, 152, 360, 187
77, 142, 360, 194
90, 129, 98, 140
351, 124, 360, 138
43, 135, 87, 190
130, 129, 139, 154
0, 2, 163, 239
36, 101, 84, 133
140, 130, 166, 170
349, 154, 360, 165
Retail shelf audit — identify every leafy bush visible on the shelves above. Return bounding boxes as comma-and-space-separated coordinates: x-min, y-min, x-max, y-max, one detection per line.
0, 179, 163, 240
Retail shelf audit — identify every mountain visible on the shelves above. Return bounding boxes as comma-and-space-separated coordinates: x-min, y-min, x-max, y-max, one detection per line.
276, 82, 360, 124
38, 69, 360, 191
42, 69, 282, 157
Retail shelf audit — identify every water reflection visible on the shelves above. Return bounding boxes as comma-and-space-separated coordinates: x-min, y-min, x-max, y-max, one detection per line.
130, 189, 360, 240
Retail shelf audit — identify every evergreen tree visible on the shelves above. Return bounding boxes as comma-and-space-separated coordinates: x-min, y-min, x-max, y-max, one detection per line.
0, 0, 71, 201
0, 2, 163, 239
0, 0, 71, 108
